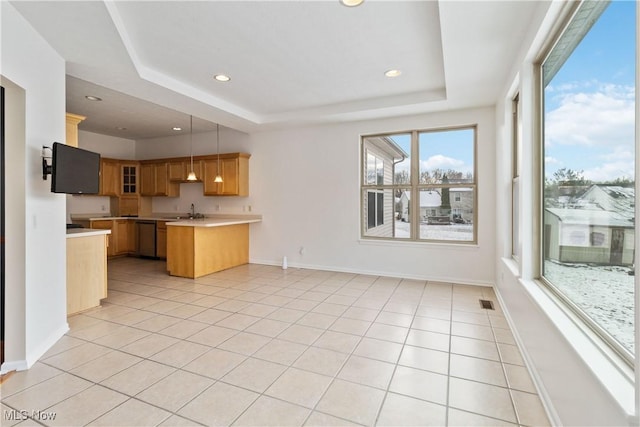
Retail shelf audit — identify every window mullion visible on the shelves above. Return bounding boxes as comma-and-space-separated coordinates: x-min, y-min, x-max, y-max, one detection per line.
410, 130, 419, 240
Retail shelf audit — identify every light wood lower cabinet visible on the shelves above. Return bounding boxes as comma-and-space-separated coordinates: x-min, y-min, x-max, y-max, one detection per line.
90, 220, 115, 257
67, 233, 108, 315
167, 224, 249, 278
91, 219, 135, 257
115, 219, 135, 255
156, 221, 167, 259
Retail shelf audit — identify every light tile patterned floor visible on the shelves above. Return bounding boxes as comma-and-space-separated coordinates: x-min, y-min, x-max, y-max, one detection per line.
1, 258, 550, 426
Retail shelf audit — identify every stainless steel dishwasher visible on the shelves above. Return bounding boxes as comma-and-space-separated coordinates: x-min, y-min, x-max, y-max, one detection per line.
136, 220, 157, 258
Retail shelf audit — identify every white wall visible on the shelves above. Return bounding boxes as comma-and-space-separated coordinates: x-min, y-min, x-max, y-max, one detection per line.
247, 108, 496, 284
1, 2, 68, 371
135, 126, 249, 159
79, 130, 136, 159
1, 77, 26, 368
493, 1, 633, 425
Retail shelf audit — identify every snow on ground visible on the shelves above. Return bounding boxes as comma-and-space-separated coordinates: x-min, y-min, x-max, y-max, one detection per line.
394, 220, 473, 241
544, 260, 634, 353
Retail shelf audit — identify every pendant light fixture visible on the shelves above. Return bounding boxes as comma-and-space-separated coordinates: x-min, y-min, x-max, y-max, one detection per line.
186, 115, 197, 181
340, 0, 364, 6
214, 123, 223, 183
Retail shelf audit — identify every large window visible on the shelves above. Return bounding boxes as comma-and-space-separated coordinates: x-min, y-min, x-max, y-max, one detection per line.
541, 1, 635, 360
361, 127, 476, 243
512, 94, 521, 261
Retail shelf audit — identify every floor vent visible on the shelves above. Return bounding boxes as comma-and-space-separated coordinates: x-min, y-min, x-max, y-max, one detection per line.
479, 299, 495, 310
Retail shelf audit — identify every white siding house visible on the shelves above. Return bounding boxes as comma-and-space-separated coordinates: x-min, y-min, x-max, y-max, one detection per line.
399, 188, 473, 224
450, 187, 474, 223
544, 185, 635, 266
362, 136, 408, 238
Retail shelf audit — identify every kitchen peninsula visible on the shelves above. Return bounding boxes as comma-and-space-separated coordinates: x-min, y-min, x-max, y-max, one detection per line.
66, 228, 110, 315
166, 216, 262, 278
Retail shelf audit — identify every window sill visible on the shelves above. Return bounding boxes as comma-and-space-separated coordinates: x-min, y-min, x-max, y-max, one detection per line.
358, 237, 480, 250
519, 274, 634, 416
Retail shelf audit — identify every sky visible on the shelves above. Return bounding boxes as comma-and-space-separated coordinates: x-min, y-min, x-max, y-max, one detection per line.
385, 1, 634, 186
544, 0, 635, 183
389, 128, 475, 181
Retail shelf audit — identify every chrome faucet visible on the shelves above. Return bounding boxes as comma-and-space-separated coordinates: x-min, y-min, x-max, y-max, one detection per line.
190, 203, 195, 218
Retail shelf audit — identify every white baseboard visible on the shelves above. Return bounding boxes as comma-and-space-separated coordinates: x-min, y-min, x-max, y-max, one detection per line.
1, 359, 28, 374
249, 257, 494, 287
25, 322, 69, 368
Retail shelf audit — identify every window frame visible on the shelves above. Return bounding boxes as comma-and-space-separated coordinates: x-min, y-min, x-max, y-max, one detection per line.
365, 190, 384, 229
536, 0, 635, 365
512, 93, 521, 262
360, 125, 478, 244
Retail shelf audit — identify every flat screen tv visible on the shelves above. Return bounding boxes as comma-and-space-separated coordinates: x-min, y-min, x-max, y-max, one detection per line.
51, 142, 100, 194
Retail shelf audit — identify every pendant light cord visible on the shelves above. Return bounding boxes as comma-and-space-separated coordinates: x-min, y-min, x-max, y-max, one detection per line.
217, 123, 221, 173
190, 115, 194, 171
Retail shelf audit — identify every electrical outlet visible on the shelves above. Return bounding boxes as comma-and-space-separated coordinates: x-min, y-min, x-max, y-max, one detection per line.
247, 205, 252, 212
101, 205, 106, 211
216, 204, 221, 212
174, 204, 178, 211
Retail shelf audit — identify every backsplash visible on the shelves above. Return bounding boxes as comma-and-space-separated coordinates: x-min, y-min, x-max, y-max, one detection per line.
67, 182, 255, 220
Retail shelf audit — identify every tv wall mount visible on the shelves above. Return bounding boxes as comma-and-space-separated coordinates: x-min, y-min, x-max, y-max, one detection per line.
42, 145, 52, 180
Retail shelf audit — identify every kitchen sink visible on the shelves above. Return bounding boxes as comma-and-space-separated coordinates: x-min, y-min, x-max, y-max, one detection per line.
162, 215, 205, 220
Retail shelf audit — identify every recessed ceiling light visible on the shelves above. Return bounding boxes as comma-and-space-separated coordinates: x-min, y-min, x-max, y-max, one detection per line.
85, 95, 102, 101
384, 69, 402, 78
340, 0, 364, 6
116, 127, 127, 131
172, 127, 182, 131
213, 74, 231, 82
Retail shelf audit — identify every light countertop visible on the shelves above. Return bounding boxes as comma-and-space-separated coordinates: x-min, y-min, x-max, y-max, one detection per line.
66, 228, 111, 238
167, 217, 262, 228
70, 215, 175, 221
70, 214, 262, 223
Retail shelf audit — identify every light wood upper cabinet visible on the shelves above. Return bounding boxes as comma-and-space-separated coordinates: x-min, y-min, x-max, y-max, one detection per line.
203, 153, 249, 196
140, 162, 179, 197
155, 163, 169, 195
65, 113, 86, 147
91, 153, 248, 198
112, 195, 139, 217
99, 159, 120, 197
121, 162, 138, 195
168, 161, 185, 181
140, 163, 155, 196
169, 159, 202, 182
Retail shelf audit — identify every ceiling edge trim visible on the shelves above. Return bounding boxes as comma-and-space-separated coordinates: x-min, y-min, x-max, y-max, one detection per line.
102, 0, 263, 125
